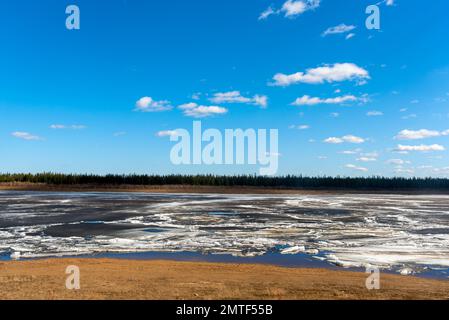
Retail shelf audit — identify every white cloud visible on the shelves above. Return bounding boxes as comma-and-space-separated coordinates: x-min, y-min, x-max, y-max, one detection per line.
11, 131, 42, 141
178, 102, 228, 118
191, 93, 201, 100
322, 24, 356, 37
401, 114, 417, 120
259, 7, 275, 20
259, 0, 320, 20
292, 95, 358, 106
367, 111, 383, 116
156, 130, 180, 138
395, 129, 449, 140
210, 91, 268, 108
324, 135, 365, 144
272, 63, 370, 86
50, 124, 86, 130
113, 131, 126, 137
282, 0, 308, 17
385, 0, 395, 6
345, 33, 355, 40
343, 135, 365, 143
386, 159, 411, 165
357, 157, 377, 162
395, 144, 445, 152
345, 164, 368, 172
324, 137, 344, 144
394, 168, 415, 175
340, 148, 362, 155
135, 96, 173, 112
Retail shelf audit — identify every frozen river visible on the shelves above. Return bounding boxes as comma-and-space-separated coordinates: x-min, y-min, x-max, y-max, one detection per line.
1, 191, 449, 276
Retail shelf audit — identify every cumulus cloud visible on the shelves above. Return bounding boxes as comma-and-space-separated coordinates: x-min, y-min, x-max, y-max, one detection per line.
178, 102, 228, 118
272, 63, 370, 87
345, 164, 368, 172
11, 131, 42, 141
292, 95, 358, 106
395, 129, 449, 140
260, 0, 320, 20
324, 135, 365, 144
210, 91, 268, 108
395, 144, 445, 152
135, 96, 173, 112
322, 24, 356, 37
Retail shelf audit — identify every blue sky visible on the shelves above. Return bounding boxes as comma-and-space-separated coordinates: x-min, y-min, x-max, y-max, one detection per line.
1, 0, 449, 176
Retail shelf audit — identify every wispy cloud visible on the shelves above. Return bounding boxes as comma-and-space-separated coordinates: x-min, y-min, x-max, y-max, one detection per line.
395, 129, 449, 140
322, 24, 356, 37
357, 157, 377, 162
345, 33, 355, 40
366, 111, 384, 116
156, 130, 180, 138
345, 164, 368, 172
292, 95, 358, 106
50, 124, 87, 130
340, 148, 362, 155
324, 135, 365, 144
210, 91, 268, 108
178, 102, 228, 118
289, 124, 310, 130
386, 159, 411, 165
272, 63, 370, 87
395, 144, 445, 152
11, 131, 42, 141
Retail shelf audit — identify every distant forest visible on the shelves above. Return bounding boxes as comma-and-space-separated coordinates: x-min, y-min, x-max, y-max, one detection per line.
1, 173, 449, 190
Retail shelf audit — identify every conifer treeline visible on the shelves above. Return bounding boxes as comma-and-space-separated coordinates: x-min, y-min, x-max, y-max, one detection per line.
1, 173, 449, 190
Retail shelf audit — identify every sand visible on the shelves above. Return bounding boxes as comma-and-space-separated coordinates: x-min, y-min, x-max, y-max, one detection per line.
0, 258, 448, 300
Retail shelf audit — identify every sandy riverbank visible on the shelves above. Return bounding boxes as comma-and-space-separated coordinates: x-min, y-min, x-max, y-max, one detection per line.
0, 258, 448, 300
1, 183, 448, 195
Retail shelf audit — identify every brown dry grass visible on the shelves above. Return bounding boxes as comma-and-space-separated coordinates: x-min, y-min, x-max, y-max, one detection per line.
0, 259, 448, 300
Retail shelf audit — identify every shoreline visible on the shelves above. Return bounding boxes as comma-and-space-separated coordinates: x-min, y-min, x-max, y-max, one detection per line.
1, 258, 448, 300
1, 183, 449, 195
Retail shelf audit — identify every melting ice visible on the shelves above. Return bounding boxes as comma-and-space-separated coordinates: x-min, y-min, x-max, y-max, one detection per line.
1, 191, 449, 275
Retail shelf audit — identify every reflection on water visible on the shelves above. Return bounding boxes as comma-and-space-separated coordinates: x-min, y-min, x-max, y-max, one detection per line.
1, 191, 449, 277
